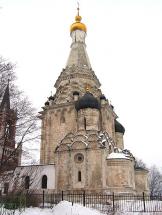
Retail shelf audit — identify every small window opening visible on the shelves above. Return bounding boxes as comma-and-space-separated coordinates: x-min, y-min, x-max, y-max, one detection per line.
25, 176, 30, 189
60, 112, 65, 124
4, 183, 9, 194
84, 117, 86, 130
78, 171, 81, 182
42, 175, 47, 189
78, 155, 82, 162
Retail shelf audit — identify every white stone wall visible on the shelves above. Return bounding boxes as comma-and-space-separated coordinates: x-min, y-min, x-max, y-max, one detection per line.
115, 132, 124, 149
106, 158, 135, 193
135, 169, 149, 194
77, 108, 100, 131
9, 164, 55, 192
40, 104, 77, 164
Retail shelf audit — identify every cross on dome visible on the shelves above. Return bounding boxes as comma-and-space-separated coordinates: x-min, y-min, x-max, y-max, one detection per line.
70, 4, 87, 33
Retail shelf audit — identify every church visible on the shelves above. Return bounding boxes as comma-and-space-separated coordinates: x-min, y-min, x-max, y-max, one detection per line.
0, 8, 149, 195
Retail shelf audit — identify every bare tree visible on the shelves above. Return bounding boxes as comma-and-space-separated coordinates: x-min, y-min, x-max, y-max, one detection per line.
134, 157, 147, 169
0, 57, 16, 97
9, 165, 42, 193
149, 165, 162, 196
0, 57, 40, 172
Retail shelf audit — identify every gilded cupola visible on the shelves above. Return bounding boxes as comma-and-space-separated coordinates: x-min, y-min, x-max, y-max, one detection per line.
70, 5, 87, 33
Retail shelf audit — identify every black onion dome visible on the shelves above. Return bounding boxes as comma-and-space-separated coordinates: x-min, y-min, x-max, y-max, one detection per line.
45, 101, 49, 106
75, 92, 101, 111
73, 91, 79, 96
115, 120, 125, 134
110, 104, 114, 110
100, 95, 106, 100
49, 96, 54, 101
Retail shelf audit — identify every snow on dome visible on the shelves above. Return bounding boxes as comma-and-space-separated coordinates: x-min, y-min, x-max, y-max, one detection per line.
107, 152, 131, 160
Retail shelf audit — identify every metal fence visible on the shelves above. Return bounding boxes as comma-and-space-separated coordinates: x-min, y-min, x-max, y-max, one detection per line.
1, 191, 162, 213
25, 191, 162, 213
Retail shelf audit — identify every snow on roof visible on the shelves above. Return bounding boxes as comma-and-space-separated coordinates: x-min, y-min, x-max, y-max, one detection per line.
107, 152, 131, 160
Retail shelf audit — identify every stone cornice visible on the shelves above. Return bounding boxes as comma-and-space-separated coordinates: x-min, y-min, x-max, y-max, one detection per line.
39, 102, 75, 116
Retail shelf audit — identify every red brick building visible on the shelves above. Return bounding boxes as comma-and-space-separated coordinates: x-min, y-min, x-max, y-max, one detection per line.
0, 84, 19, 172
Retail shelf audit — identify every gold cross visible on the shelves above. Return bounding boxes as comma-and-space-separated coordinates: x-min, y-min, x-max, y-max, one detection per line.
85, 84, 91, 92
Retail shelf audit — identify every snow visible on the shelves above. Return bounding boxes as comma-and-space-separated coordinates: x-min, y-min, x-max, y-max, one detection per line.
12, 200, 162, 215
107, 152, 131, 160
15, 207, 52, 215
52, 201, 104, 215
101, 139, 106, 143
14, 201, 104, 215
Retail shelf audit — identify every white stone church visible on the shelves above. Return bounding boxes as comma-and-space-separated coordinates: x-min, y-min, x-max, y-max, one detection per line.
0, 8, 149, 195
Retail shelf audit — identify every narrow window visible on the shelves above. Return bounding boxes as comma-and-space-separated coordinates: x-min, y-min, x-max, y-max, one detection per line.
78, 171, 81, 182
4, 183, 9, 194
42, 175, 47, 189
84, 117, 86, 130
61, 116, 65, 123
25, 176, 30, 189
60, 112, 65, 124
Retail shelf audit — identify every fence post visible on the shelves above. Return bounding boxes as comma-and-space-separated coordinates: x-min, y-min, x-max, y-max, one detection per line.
43, 190, 45, 208
143, 192, 146, 212
112, 192, 115, 212
83, 190, 85, 207
62, 191, 64, 201
26, 190, 28, 207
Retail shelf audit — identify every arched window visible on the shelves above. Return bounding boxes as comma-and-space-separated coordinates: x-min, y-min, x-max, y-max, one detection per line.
25, 176, 30, 189
42, 175, 47, 189
78, 171, 81, 182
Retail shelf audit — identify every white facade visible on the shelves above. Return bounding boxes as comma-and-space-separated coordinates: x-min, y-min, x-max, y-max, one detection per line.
9, 164, 55, 193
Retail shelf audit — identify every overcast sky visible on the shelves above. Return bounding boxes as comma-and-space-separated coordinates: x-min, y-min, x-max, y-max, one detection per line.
0, 0, 162, 167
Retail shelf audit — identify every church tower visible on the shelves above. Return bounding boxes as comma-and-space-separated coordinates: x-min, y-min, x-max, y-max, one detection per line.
39, 7, 149, 194
0, 83, 19, 171
40, 7, 119, 164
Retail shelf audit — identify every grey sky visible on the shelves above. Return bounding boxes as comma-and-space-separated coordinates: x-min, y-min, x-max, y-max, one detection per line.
0, 0, 162, 167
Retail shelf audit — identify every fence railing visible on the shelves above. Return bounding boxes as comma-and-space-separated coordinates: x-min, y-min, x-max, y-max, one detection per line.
1, 191, 162, 213
59, 192, 162, 213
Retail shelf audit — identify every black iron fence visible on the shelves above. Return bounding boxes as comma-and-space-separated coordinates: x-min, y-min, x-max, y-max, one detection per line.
1, 191, 162, 213
63, 192, 162, 213
25, 191, 162, 213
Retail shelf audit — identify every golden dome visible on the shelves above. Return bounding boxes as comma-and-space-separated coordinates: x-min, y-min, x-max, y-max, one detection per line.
70, 9, 87, 33
75, 15, 82, 22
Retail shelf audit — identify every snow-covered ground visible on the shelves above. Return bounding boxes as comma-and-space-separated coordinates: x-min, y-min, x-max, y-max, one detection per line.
14, 201, 104, 215
13, 201, 162, 215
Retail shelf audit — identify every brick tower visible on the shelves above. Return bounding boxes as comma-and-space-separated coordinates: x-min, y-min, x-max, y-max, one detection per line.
0, 83, 19, 172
